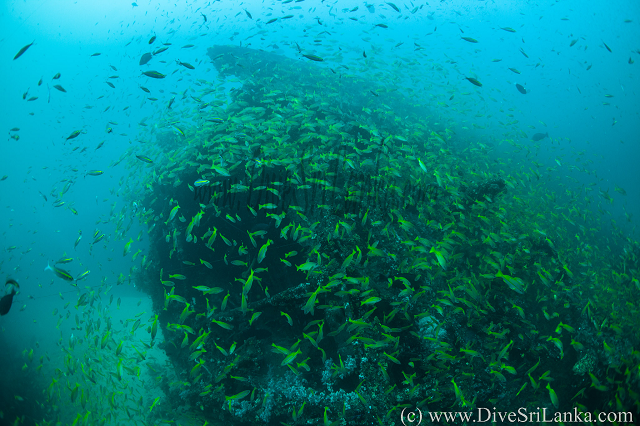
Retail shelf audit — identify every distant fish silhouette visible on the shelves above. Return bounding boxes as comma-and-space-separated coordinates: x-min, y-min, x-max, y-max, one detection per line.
13, 41, 35, 60
515, 83, 527, 94
139, 53, 152, 65
531, 132, 549, 141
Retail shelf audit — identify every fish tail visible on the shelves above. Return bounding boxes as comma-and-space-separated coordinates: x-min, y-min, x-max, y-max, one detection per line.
44, 262, 52, 272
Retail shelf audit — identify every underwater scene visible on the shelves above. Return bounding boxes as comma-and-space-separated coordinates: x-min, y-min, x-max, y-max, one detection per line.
1, 0, 640, 425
